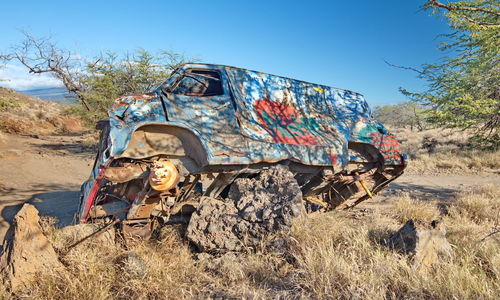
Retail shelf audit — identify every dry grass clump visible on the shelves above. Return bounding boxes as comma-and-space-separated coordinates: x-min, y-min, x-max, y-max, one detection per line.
392, 193, 441, 223
440, 185, 500, 293
0, 92, 21, 110
449, 184, 499, 224
6, 186, 500, 299
407, 150, 500, 174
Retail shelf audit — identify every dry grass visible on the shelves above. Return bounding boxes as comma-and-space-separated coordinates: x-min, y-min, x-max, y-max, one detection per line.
0, 185, 497, 299
391, 127, 500, 174
407, 150, 499, 174
392, 193, 441, 223
0, 94, 21, 110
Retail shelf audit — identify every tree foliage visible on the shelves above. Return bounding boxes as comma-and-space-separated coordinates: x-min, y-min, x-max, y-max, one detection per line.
1, 33, 190, 124
78, 50, 187, 123
400, 0, 499, 148
373, 102, 428, 130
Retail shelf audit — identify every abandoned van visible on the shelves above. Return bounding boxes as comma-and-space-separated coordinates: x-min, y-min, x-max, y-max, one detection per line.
79, 63, 407, 240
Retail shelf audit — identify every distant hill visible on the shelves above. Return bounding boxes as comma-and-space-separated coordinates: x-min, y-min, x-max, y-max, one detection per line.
19, 87, 78, 105
0, 87, 84, 135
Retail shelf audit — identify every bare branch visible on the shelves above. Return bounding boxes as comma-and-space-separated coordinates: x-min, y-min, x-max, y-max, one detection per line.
429, 0, 500, 16
384, 60, 451, 89
7, 32, 91, 111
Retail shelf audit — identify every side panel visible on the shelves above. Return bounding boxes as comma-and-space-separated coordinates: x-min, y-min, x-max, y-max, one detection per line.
117, 124, 208, 169
108, 92, 168, 158
106, 91, 212, 167
224, 67, 357, 168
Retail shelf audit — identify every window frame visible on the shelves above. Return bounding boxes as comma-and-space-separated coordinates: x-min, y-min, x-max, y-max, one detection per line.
171, 69, 224, 97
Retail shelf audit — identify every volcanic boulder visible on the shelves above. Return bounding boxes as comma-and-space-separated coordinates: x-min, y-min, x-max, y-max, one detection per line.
389, 219, 452, 271
0, 204, 65, 291
187, 165, 305, 252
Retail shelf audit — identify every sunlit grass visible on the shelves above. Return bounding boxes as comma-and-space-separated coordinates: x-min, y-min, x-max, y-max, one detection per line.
3, 185, 498, 299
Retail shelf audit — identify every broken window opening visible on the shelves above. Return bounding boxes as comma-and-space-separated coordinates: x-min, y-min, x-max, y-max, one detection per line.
173, 69, 223, 97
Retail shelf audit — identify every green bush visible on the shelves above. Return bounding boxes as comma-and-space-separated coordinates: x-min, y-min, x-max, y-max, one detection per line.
0, 96, 20, 110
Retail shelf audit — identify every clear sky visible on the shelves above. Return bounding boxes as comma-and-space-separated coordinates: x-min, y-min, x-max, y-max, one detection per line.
0, 0, 450, 106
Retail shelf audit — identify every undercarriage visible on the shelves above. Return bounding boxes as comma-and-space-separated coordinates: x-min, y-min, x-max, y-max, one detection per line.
82, 142, 404, 244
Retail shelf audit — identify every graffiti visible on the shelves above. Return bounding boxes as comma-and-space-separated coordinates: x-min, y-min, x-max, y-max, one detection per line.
254, 99, 321, 145
353, 121, 403, 164
367, 132, 402, 164
103, 64, 405, 168
328, 153, 339, 165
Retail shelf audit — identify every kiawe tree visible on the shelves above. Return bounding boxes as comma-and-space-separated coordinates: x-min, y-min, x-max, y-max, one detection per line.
373, 102, 428, 131
0, 32, 189, 124
400, 0, 499, 148
78, 49, 187, 123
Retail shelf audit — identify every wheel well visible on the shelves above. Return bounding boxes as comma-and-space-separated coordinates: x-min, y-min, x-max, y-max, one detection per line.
117, 124, 209, 168
348, 141, 385, 165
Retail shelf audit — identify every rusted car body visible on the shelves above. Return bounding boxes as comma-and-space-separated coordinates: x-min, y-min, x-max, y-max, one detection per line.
79, 63, 406, 234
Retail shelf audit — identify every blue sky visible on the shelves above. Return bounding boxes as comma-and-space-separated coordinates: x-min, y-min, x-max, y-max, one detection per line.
0, 0, 450, 106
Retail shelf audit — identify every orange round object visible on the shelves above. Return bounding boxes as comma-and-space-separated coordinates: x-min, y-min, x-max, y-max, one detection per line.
148, 160, 180, 191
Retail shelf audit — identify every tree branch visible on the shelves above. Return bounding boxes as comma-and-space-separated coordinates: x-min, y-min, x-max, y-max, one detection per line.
7, 32, 92, 111
427, 0, 500, 26
429, 0, 500, 16
384, 60, 451, 89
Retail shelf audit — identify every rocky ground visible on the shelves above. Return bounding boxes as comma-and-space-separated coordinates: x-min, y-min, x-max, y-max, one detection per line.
0, 132, 498, 298
0, 132, 93, 243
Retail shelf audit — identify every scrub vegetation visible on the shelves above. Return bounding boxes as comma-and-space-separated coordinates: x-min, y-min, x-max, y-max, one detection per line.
392, 127, 500, 174
1, 34, 191, 125
0, 87, 84, 135
398, 0, 499, 148
0, 185, 497, 299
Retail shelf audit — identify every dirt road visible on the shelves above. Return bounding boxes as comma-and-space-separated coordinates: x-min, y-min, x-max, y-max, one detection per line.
0, 133, 498, 242
0, 133, 94, 240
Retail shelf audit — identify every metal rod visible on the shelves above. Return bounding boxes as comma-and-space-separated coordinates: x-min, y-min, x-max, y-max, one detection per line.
65, 218, 121, 252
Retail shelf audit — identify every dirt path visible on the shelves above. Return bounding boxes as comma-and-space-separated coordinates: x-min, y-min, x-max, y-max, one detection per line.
0, 133, 498, 242
0, 133, 94, 240
382, 172, 499, 200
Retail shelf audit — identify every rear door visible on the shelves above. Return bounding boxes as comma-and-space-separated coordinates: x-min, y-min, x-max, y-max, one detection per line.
163, 68, 248, 163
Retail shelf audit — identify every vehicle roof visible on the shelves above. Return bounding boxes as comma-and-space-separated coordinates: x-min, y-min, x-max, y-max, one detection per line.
179, 63, 364, 97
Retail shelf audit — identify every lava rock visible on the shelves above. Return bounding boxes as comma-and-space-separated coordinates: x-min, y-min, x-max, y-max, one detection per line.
0, 204, 65, 291
187, 165, 305, 252
115, 251, 146, 278
389, 219, 452, 271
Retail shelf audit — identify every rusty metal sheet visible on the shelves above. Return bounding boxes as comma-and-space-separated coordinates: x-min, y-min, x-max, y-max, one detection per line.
107, 93, 168, 159
223, 66, 404, 166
